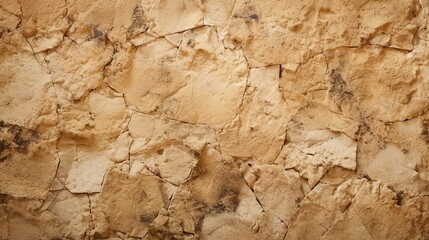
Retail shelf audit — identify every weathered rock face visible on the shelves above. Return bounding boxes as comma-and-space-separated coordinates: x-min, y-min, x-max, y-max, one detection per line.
1, 0, 429, 239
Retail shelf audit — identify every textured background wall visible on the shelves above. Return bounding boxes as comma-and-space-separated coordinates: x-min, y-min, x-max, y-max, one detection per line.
1, 0, 429, 239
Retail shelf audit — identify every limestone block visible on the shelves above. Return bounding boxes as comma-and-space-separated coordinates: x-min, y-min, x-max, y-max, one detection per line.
109, 26, 248, 128
95, 170, 176, 238
219, 66, 302, 163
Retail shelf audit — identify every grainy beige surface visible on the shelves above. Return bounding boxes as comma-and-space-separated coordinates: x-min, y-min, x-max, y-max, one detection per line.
1, 0, 429, 239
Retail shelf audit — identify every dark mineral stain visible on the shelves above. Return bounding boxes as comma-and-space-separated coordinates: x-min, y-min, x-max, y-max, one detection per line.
233, 4, 259, 22
357, 123, 370, 136
158, 64, 173, 85
0, 193, 7, 204
0, 120, 39, 155
176, 152, 244, 236
330, 69, 349, 96
13, 132, 31, 153
140, 190, 148, 199
211, 203, 227, 214
195, 216, 205, 234
329, 69, 354, 110
249, 13, 259, 20
189, 159, 207, 180
395, 191, 404, 206
0, 139, 9, 153
209, 182, 240, 214
91, 27, 104, 39
212, 189, 238, 214
420, 119, 429, 143
140, 213, 156, 223
127, 4, 148, 38
192, 150, 200, 158
219, 188, 239, 210
186, 39, 194, 47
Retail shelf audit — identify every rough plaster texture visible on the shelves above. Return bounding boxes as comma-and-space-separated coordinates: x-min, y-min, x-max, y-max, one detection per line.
1, 0, 429, 239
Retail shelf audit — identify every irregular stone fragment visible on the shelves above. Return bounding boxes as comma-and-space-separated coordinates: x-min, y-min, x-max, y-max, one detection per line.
0, 34, 55, 126
67, 0, 147, 43
95, 170, 176, 238
46, 40, 114, 100
280, 54, 328, 103
199, 214, 256, 240
58, 92, 130, 139
366, 144, 423, 191
56, 142, 77, 182
150, 147, 262, 239
65, 146, 114, 193
87, 194, 110, 238
285, 103, 360, 140
142, 0, 204, 36
157, 145, 200, 185
0, 156, 57, 199
252, 165, 304, 223
6, 199, 63, 240
273, 105, 359, 188
109, 26, 248, 128
282, 129, 357, 188
107, 131, 132, 163
417, 1, 429, 41
286, 179, 365, 239
341, 181, 420, 239
58, 92, 130, 193
358, 118, 429, 195
196, 212, 288, 240
406, 196, 429, 239
0, 136, 58, 199
0, 0, 21, 33
203, 0, 235, 27
253, 212, 287, 240
0, 38, 60, 199
325, 46, 428, 122
109, 37, 182, 112
219, 66, 302, 163
86, 92, 130, 139
319, 207, 374, 240
128, 113, 216, 185
20, 0, 69, 52
103, 42, 136, 84
320, 167, 356, 186
226, 0, 419, 67
286, 179, 423, 240
47, 190, 92, 239
107, 1, 149, 42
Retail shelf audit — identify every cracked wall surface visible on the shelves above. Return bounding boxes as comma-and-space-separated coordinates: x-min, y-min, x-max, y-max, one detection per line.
0, 0, 429, 239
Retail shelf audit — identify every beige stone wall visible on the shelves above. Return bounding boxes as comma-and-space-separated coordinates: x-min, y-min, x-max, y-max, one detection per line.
1, 0, 429, 239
